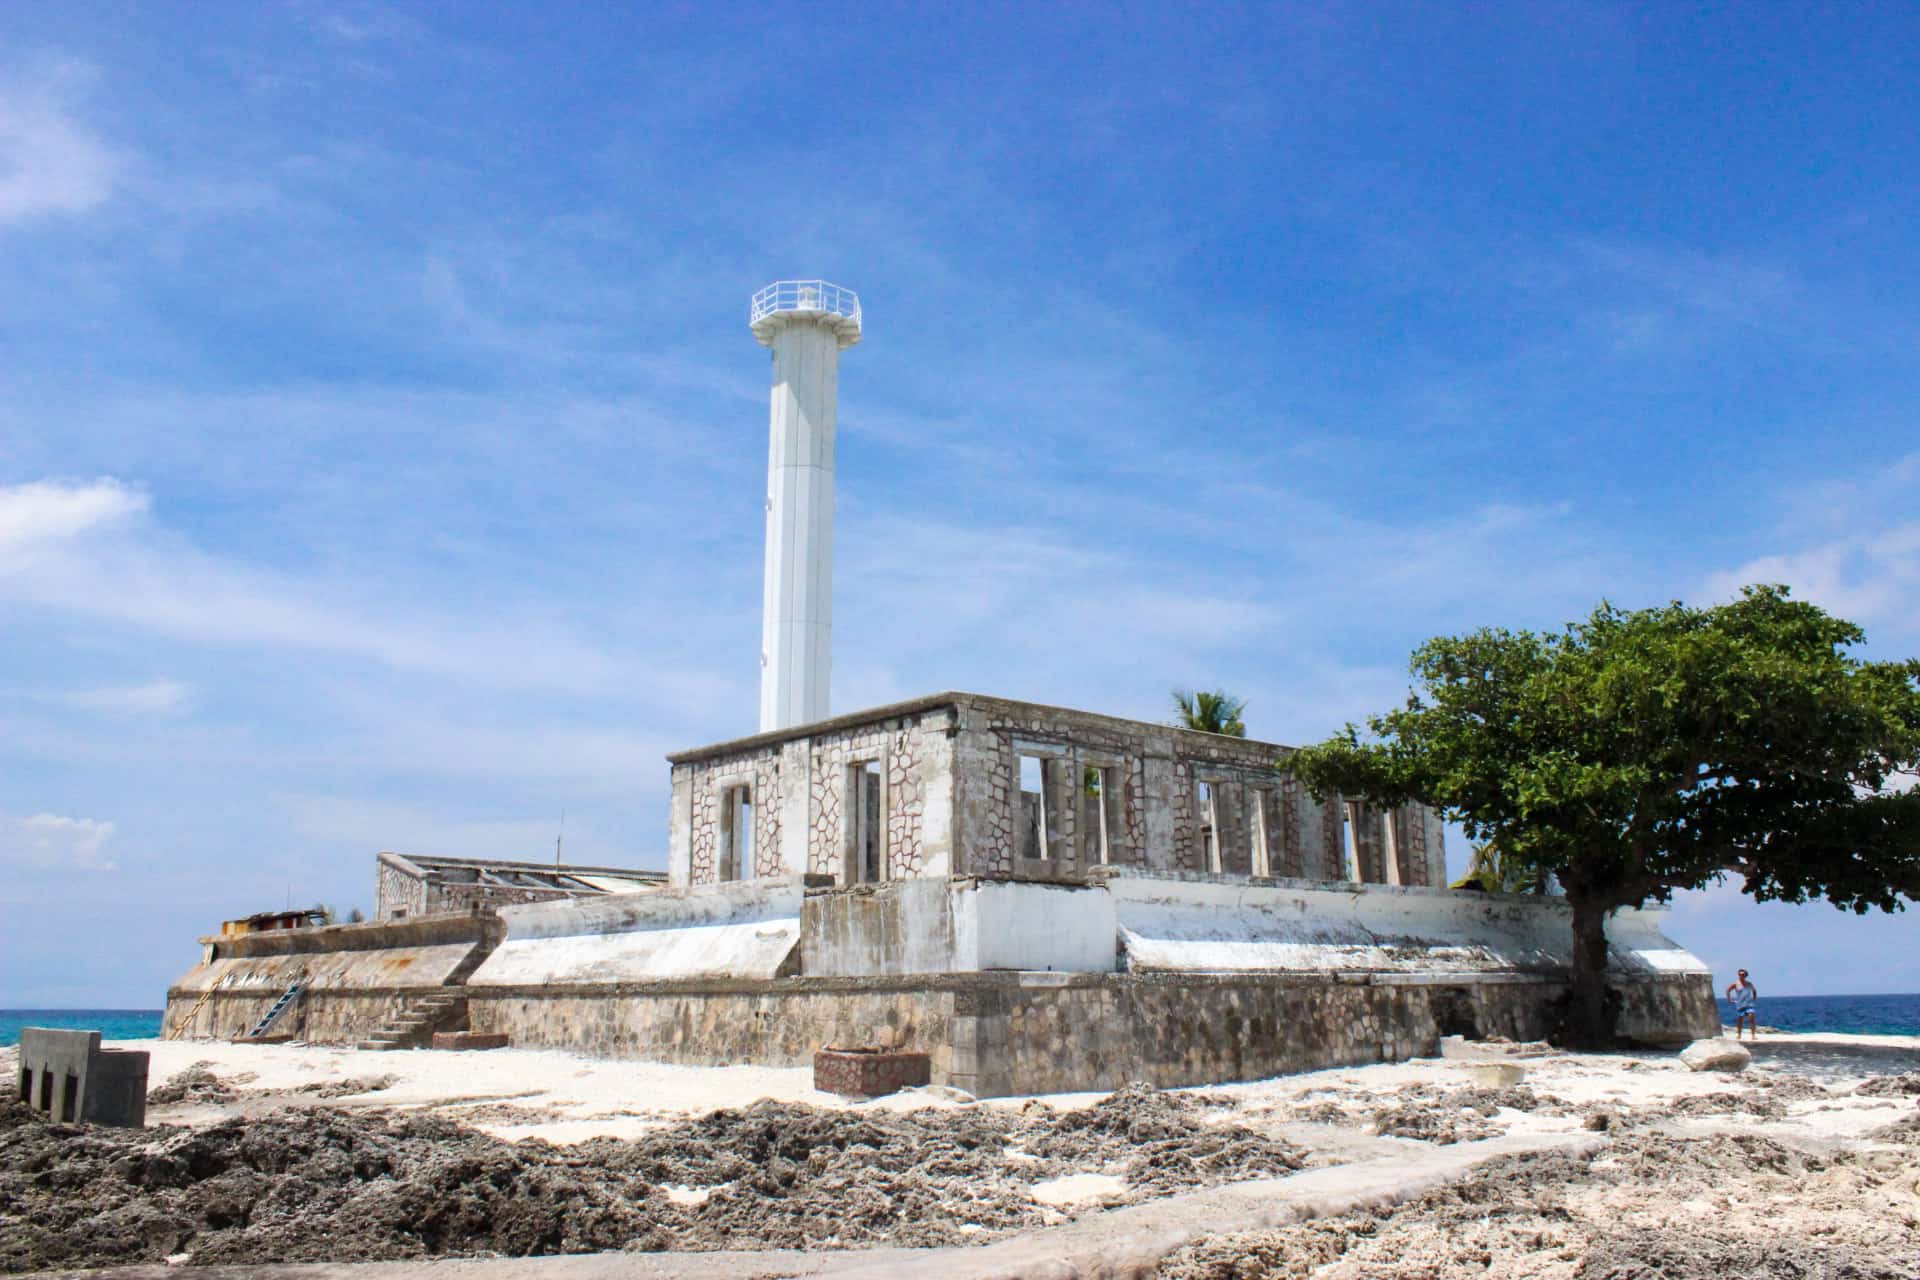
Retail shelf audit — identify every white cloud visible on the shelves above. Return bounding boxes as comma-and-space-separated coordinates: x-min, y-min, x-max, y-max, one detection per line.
59, 678, 195, 717
0, 475, 654, 698
0, 63, 119, 226
0, 477, 145, 553
1704, 453, 1920, 646
0, 810, 116, 870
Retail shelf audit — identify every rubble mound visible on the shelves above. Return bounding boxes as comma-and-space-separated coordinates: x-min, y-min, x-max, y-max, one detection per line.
0, 1085, 1303, 1273
146, 1063, 238, 1106
1022, 1084, 1305, 1195
292, 1075, 397, 1098
1661, 1090, 1786, 1119
1156, 1133, 1920, 1280
1367, 1083, 1555, 1144
1856, 1072, 1920, 1098
1867, 1110, 1920, 1144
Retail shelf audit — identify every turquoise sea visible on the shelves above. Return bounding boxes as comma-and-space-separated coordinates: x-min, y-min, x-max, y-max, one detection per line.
5, 995, 1920, 1046
2, 1009, 164, 1045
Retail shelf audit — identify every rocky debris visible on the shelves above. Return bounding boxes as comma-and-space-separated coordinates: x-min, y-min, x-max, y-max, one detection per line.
292, 1075, 396, 1098
1366, 1084, 1551, 1144
1679, 1038, 1752, 1073
1660, 1090, 1786, 1120
1867, 1111, 1920, 1144
1021, 1085, 1304, 1196
1748, 1071, 1830, 1100
1284, 1101, 1350, 1125
146, 1063, 238, 1106
0, 1084, 1303, 1273
1855, 1072, 1920, 1098
1369, 1104, 1502, 1144
1156, 1133, 1920, 1279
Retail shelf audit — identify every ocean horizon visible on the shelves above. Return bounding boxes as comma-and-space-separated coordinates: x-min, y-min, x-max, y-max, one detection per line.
6, 992, 1920, 1047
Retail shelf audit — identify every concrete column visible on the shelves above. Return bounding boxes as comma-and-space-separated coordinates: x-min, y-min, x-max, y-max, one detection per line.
778, 738, 812, 875
1141, 734, 1177, 871
668, 766, 693, 888
759, 321, 841, 732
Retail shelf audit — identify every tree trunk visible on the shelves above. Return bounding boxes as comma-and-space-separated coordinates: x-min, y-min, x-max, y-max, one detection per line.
1564, 890, 1616, 1049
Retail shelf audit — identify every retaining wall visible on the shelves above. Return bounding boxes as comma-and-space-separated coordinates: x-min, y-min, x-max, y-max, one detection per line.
467, 970, 1716, 1098
162, 912, 495, 1042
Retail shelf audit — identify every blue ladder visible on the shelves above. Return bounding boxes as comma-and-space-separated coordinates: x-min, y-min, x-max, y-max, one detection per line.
246, 979, 307, 1038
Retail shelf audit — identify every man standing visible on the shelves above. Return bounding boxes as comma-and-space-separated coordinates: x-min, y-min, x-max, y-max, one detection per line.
1725, 969, 1759, 1041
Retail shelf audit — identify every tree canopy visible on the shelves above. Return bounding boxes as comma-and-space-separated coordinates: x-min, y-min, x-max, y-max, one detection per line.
1288, 585, 1920, 1046
1171, 688, 1248, 737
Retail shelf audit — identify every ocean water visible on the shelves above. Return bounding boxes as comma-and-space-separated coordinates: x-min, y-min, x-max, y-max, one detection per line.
1, 1009, 164, 1046
1724, 991, 1920, 1037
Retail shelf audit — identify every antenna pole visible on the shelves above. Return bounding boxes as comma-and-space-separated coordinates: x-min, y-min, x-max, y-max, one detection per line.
557, 809, 565, 866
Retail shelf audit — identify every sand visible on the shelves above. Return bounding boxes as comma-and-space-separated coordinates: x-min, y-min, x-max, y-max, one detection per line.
2, 1030, 1917, 1277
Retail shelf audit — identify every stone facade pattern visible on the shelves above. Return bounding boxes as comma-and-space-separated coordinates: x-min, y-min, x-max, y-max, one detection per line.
375, 861, 429, 919
668, 693, 1440, 892
465, 971, 1716, 1099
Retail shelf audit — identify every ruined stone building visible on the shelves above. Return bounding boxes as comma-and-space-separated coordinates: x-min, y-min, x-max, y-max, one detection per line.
375, 853, 665, 921
161, 281, 1717, 1089
667, 693, 1444, 890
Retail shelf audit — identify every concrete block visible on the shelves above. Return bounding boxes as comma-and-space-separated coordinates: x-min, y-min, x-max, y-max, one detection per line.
17, 1028, 148, 1128
814, 1047, 932, 1099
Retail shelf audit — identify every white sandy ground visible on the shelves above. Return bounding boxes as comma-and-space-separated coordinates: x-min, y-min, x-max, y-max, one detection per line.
59, 1026, 1917, 1147
7, 1029, 1917, 1278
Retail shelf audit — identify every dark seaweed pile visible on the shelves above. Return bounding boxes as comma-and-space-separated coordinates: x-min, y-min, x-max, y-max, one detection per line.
0, 1083, 1302, 1272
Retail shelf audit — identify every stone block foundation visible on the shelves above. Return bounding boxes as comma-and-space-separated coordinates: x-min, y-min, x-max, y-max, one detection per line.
466, 971, 1716, 1099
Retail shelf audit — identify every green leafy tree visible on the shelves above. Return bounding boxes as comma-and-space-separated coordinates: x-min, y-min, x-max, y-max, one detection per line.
1451, 841, 1549, 895
1289, 586, 1920, 1048
1171, 688, 1248, 737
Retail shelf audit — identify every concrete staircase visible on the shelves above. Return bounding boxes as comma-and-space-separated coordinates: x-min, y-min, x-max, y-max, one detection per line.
355, 993, 469, 1051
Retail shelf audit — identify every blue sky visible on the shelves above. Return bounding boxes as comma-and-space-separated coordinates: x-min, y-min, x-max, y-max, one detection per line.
3, 3, 1917, 1006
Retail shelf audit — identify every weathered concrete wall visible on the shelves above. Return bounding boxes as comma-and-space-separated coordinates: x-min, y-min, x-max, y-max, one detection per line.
466, 969, 1716, 1097
465, 878, 807, 986
1099, 870, 1708, 981
163, 912, 494, 1043
18, 1028, 149, 1126
800, 878, 1118, 977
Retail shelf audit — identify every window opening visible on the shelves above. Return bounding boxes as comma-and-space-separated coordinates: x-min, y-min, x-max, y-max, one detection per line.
847, 761, 884, 884
1341, 800, 1363, 882
59, 1072, 78, 1122
1196, 779, 1221, 872
1082, 765, 1116, 864
720, 784, 753, 881
1249, 787, 1273, 877
1018, 754, 1056, 860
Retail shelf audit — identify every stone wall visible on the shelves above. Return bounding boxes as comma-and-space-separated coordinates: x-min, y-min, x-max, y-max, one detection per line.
670, 703, 954, 888
666, 692, 1436, 892
466, 970, 1717, 1098
162, 912, 495, 1043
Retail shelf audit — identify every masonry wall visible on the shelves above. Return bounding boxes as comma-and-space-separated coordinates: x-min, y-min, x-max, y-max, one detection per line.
466, 970, 1717, 1098
162, 912, 494, 1043
666, 692, 1446, 892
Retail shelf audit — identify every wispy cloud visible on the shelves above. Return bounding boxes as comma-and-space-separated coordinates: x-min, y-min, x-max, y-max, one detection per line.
0, 61, 119, 226
0, 810, 117, 870
57, 678, 196, 717
0, 477, 144, 551
1704, 452, 1920, 646
0, 476, 653, 698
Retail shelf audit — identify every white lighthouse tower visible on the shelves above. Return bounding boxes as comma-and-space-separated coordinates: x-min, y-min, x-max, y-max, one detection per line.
750, 280, 862, 733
